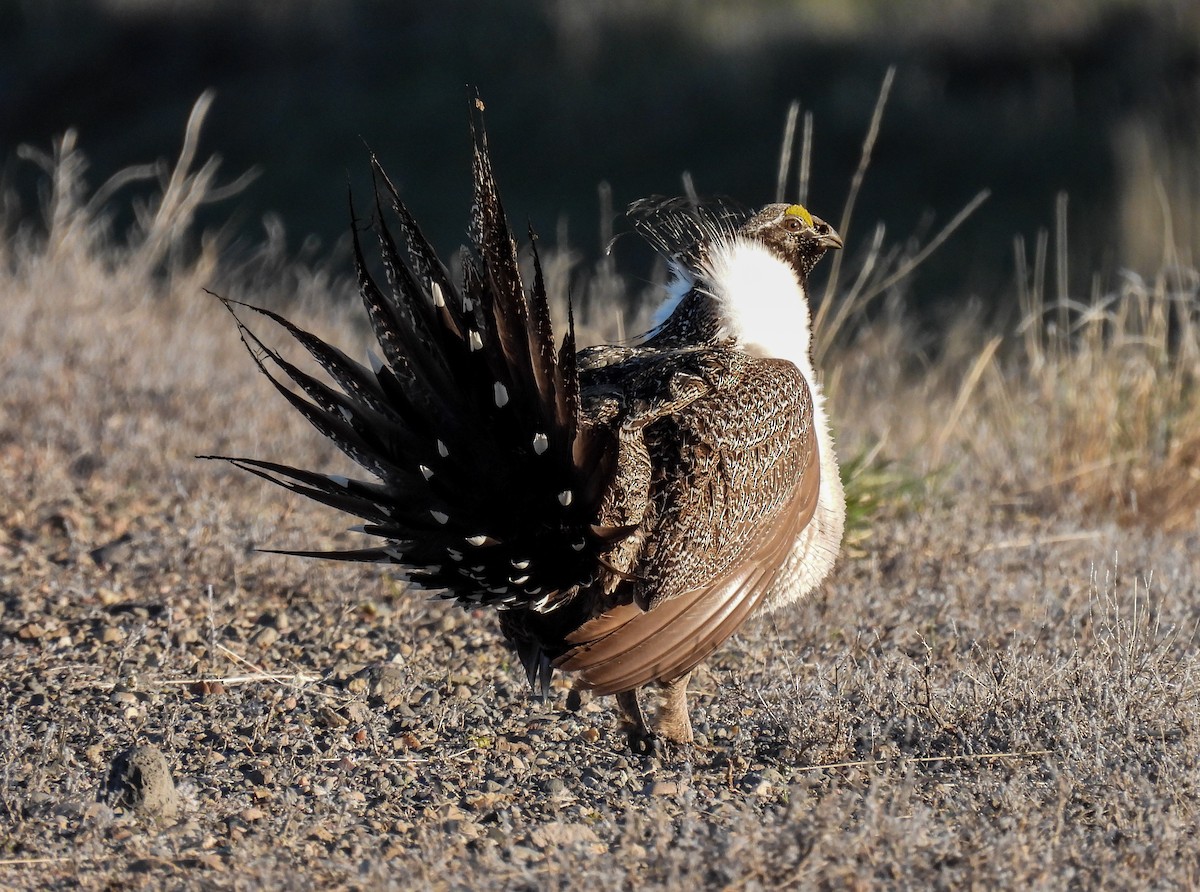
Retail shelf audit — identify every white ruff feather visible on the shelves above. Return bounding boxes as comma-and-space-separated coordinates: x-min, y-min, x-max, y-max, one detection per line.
700, 236, 846, 611
704, 237, 814, 375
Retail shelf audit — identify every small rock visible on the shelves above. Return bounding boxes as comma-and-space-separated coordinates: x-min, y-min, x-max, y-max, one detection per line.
104, 746, 181, 820
188, 681, 225, 701
316, 706, 348, 728
367, 662, 407, 701
647, 780, 679, 796
89, 533, 133, 567
530, 822, 600, 848
243, 765, 274, 786
83, 802, 115, 829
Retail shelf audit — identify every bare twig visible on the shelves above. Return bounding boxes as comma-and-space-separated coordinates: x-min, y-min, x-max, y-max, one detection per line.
157, 672, 321, 687
931, 334, 1002, 466
965, 531, 1104, 555
797, 111, 814, 207
795, 749, 1053, 773
822, 65, 895, 306
775, 100, 801, 203
857, 189, 991, 306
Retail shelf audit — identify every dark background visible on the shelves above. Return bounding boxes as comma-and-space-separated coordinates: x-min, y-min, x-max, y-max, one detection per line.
3, 0, 1198, 311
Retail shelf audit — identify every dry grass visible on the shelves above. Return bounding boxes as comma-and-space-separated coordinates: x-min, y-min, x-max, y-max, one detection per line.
780, 76, 1200, 537
1002, 197, 1200, 531
2, 96, 1199, 889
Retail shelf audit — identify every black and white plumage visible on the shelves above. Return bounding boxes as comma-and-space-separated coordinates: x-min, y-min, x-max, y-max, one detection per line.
209, 110, 845, 750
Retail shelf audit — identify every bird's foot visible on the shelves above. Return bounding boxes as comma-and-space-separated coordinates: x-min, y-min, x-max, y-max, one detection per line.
616, 689, 658, 757
655, 673, 695, 745
625, 727, 659, 756
654, 712, 695, 747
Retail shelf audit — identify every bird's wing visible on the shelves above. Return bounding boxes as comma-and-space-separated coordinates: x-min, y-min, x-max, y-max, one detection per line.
557, 356, 820, 694
204, 109, 617, 612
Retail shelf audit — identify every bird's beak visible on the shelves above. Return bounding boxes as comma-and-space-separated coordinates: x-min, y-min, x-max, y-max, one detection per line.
813, 216, 843, 250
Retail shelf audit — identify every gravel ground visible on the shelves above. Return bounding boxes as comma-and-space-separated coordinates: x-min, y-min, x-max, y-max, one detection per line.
3, 195, 1199, 889
3, 384, 1199, 888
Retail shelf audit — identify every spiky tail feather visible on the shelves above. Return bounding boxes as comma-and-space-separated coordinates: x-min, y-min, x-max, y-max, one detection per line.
206, 109, 621, 617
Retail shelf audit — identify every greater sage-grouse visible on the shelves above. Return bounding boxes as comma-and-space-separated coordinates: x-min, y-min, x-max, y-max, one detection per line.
211, 113, 845, 751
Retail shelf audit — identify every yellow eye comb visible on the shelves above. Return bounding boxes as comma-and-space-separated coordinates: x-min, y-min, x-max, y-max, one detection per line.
784, 204, 814, 227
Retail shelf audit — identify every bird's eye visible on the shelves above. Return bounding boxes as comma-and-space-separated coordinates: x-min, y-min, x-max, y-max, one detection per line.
783, 217, 802, 232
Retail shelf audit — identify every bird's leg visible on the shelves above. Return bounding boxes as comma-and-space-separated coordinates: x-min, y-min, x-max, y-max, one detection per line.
616, 689, 657, 754
655, 672, 694, 744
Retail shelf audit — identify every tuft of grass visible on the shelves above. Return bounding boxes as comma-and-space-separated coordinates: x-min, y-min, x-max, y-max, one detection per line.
789, 81, 1199, 535
11, 90, 257, 291
778, 70, 989, 526
838, 444, 931, 556
988, 194, 1200, 531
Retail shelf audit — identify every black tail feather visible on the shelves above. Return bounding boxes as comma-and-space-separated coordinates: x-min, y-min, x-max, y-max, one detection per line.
369, 157, 470, 341
214, 108, 623, 618
198, 455, 400, 526
258, 545, 400, 564
217, 301, 423, 485
221, 298, 401, 423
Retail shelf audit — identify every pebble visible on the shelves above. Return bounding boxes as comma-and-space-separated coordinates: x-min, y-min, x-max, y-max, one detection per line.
530, 822, 600, 847
317, 706, 348, 728
104, 746, 181, 821
646, 780, 679, 796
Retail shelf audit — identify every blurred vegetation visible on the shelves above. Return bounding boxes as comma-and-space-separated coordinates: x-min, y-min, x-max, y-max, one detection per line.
2, 0, 1199, 314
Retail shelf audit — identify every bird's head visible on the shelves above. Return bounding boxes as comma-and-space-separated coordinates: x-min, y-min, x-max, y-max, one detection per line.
641, 199, 843, 368
738, 204, 843, 284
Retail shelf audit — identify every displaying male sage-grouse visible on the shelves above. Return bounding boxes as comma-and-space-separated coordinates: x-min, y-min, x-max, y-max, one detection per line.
211, 112, 845, 751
